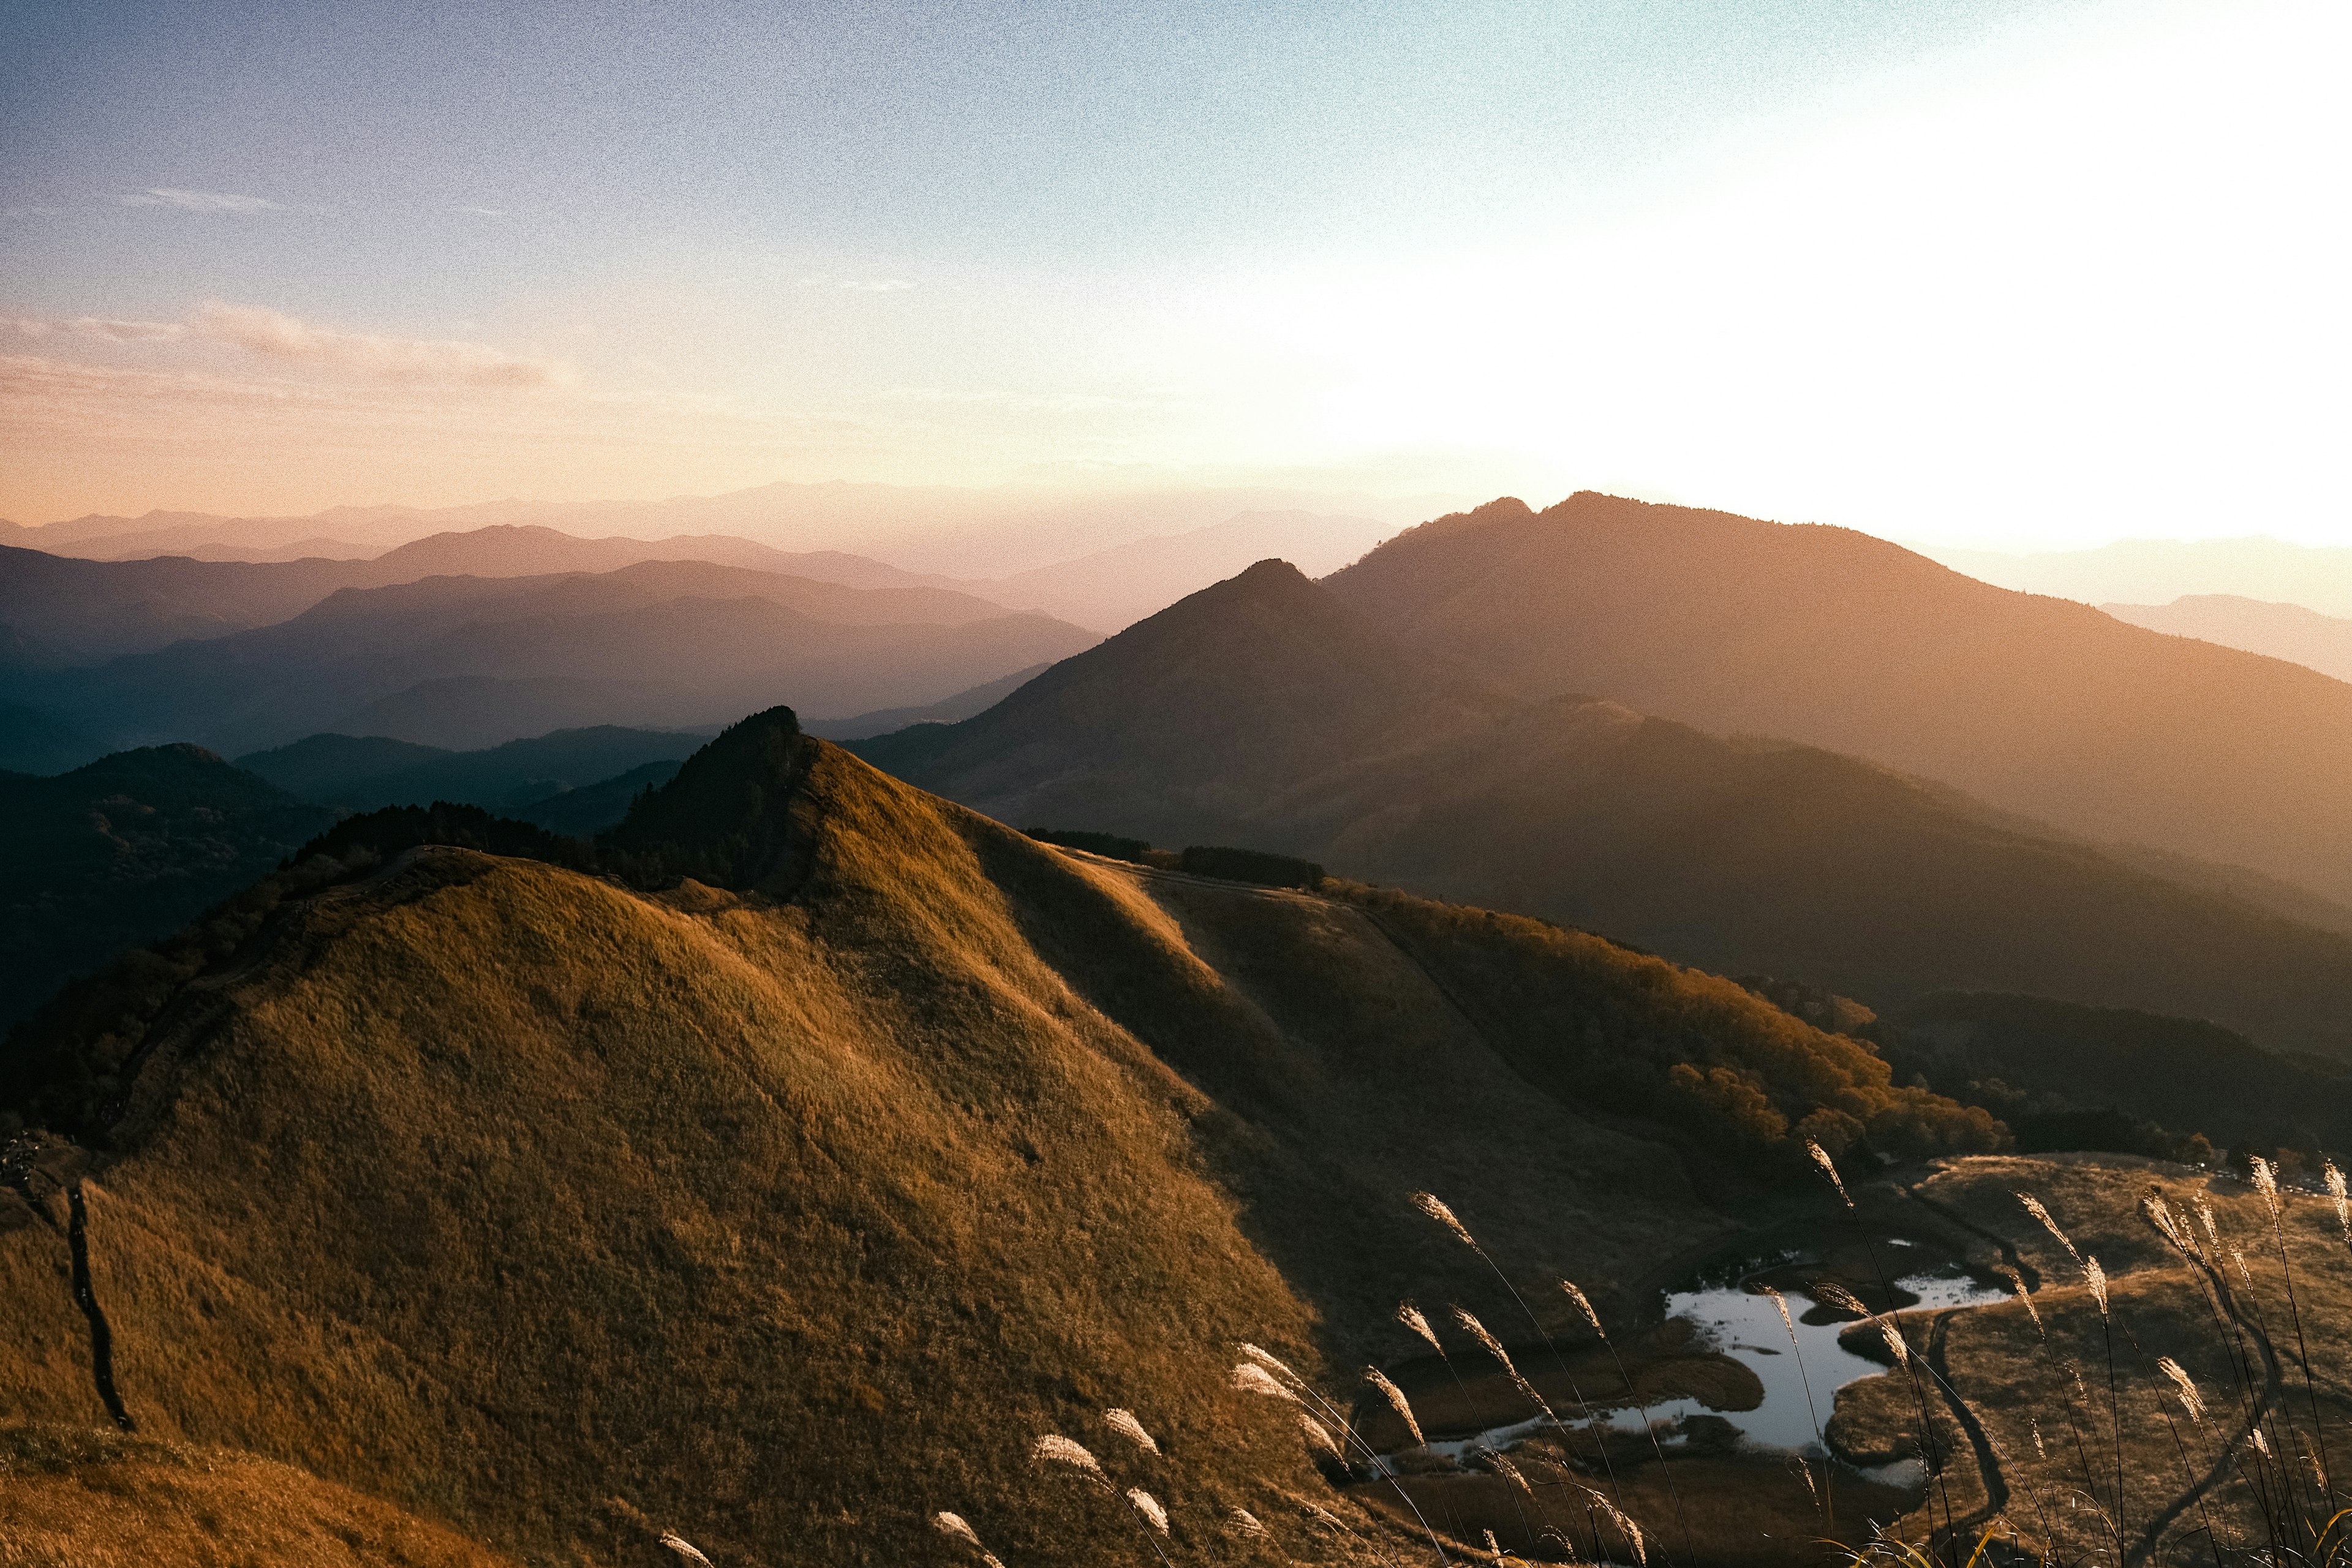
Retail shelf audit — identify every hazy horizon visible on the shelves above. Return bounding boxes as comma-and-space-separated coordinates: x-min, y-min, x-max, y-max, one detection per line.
6, 0, 2346, 549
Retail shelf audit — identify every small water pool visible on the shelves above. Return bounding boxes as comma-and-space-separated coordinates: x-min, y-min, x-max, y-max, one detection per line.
1415, 1255, 2006, 1478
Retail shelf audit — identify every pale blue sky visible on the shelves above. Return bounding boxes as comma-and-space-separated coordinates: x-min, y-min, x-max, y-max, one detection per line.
2, 0, 2344, 547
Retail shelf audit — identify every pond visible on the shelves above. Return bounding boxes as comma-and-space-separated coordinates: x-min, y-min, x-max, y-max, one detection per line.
1414, 1253, 2007, 1474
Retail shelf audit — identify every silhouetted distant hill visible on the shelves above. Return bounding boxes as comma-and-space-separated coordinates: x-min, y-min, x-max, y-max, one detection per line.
0, 707, 1988, 1566
801, 662, 1055, 739
857, 559, 1513, 843
978, 510, 1397, 631
1878, 992, 2352, 1167
0, 545, 363, 663
0, 704, 108, 775
20, 564, 1100, 753
238, 725, 705, 812
508, 758, 682, 835
862, 560, 2352, 1058
2100, 595, 2352, 685
0, 747, 335, 1026
0, 532, 1019, 669
1924, 535, 2352, 618
1322, 492, 2352, 907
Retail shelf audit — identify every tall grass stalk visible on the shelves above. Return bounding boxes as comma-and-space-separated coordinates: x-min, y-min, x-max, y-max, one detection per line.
2252, 1156, 2339, 1518
1562, 1276, 1697, 1564
1232, 1348, 1453, 1564
1763, 1284, 1832, 1531
1809, 1143, 1961, 1568
1411, 1193, 1648, 1554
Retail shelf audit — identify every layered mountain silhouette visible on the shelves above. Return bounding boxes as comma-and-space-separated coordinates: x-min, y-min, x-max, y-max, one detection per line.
0, 537, 1014, 667
18, 560, 1099, 753
862, 557, 2352, 1058
0, 747, 335, 1027
2100, 594, 2352, 685
1319, 493, 2352, 908
0, 709, 1992, 1566
237, 724, 705, 815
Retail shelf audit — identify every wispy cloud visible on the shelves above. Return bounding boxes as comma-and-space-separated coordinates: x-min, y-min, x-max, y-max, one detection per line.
451, 205, 506, 217
119, 187, 281, 213
4, 303, 575, 389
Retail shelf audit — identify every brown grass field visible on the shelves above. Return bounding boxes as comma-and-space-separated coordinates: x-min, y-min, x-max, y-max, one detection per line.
2, 728, 2343, 1568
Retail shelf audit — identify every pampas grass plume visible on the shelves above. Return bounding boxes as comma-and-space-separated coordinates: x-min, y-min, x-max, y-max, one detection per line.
1126, 1488, 1169, 1534
1231, 1363, 1298, 1403
1033, 1434, 1105, 1480
1297, 1411, 1344, 1460
2017, 1192, 2083, 1264
2083, 1255, 2109, 1317
1995, 1265, 2041, 1333
1227, 1507, 1267, 1539
1399, 1301, 1442, 1354
1813, 1282, 1868, 1320
1365, 1366, 1426, 1447
934, 1512, 982, 1548
1806, 1140, 1852, 1207
1413, 1190, 1479, 1249
1451, 1306, 1518, 1380
2249, 1155, 2281, 1223
659, 1532, 715, 1567
1560, 1278, 1605, 1339
2158, 1357, 2206, 1423
1106, 1408, 1161, 1456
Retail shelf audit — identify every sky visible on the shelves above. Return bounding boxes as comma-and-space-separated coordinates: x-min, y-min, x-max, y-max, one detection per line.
1, 0, 2345, 548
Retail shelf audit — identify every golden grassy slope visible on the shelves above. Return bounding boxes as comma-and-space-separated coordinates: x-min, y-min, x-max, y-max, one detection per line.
0, 1424, 518, 1568
0, 736, 1988, 1565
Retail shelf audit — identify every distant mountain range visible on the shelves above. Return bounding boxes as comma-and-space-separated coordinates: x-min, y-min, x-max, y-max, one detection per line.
2100, 594, 2352, 685
0, 531, 982, 666
0, 476, 1447, 578
1920, 535, 2352, 619
10, 559, 1099, 753
235, 724, 706, 816
859, 552, 2352, 1059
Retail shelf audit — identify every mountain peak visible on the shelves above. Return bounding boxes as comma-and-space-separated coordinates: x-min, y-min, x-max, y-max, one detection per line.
599, 705, 818, 892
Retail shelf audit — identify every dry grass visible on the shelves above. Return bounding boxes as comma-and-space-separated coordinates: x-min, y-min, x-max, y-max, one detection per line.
0, 742, 1733, 1566
0, 1423, 516, 1568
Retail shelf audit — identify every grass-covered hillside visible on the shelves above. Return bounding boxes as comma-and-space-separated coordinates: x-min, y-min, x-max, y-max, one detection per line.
0, 709, 1996, 1566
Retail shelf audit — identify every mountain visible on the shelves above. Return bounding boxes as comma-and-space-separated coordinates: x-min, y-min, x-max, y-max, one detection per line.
237, 725, 706, 812
801, 662, 1056, 740
22, 562, 1101, 753
0, 545, 365, 663
1877, 991, 2352, 1165
2100, 594, 2352, 685
0, 747, 336, 1027
10, 481, 1458, 578
0, 704, 109, 775
507, 758, 682, 835
0, 533, 1016, 673
979, 510, 1397, 631
861, 560, 2352, 1058
856, 560, 1512, 843
0, 708, 1992, 1566
1321, 492, 2352, 908
1922, 535, 2352, 618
